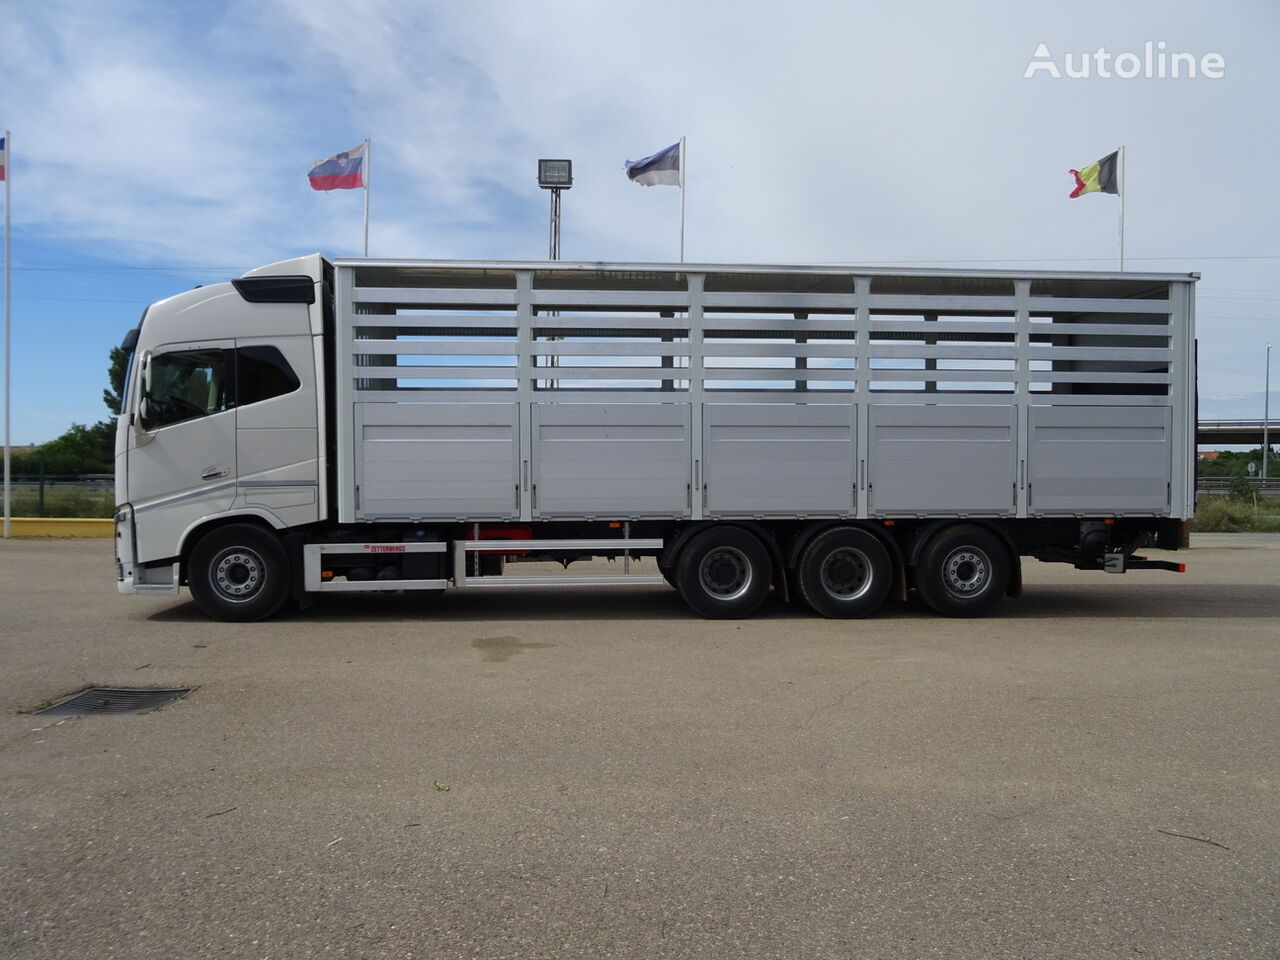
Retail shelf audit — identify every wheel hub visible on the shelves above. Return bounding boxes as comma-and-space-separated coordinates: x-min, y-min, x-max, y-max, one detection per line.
699, 547, 751, 601
213, 549, 263, 600
943, 548, 988, 595
821, 547, 872, 599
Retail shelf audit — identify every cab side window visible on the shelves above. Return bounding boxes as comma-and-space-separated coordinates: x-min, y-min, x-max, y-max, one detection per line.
142, 349, 230, 430
238, 346, 300, 406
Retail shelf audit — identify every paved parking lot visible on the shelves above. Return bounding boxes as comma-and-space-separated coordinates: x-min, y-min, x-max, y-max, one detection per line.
2, 536, 1278, 959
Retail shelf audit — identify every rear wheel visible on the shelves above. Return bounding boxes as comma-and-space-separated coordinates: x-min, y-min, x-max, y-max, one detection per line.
188, 523, 290, 622
675, 526, 772, 619
914, 524, 1009, 618
796, 527, 893, 619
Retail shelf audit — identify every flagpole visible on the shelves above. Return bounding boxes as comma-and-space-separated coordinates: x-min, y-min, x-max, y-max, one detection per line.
678, 136, 686, 263
362, 138, 370, 257
1118, 144, 1125, 271
3, 129, 11, 538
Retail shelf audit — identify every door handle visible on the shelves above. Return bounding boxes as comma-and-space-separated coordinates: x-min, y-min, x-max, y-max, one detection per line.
202, 467, 229, 481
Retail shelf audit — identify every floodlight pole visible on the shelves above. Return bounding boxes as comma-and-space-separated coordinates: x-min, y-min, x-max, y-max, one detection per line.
548, 187, 562, 261
1264, 343, 1272, 480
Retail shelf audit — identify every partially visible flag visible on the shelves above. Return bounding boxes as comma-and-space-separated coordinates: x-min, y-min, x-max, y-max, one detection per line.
625, 141, 681, 186
308, 142, 366, 191
1069, 150, 1119, 198
0, 135, 6, 181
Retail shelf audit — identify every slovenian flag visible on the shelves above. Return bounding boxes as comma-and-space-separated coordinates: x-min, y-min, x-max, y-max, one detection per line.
308, 142, 366, 191
1069, 150, 1119, 198
0, 135, 6, 182
625, 142, 681, 186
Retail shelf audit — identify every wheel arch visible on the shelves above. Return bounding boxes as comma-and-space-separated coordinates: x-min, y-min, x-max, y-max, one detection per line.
177, 510, 286, 583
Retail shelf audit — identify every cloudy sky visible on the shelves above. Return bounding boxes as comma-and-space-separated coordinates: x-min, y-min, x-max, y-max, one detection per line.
2, 0, 1277, 444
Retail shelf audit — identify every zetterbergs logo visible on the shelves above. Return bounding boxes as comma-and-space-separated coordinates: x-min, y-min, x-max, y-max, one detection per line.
1024, 42, 1226, 80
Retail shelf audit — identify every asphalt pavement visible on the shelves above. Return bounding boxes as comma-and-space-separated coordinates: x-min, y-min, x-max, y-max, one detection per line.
1, 535, 1278, 959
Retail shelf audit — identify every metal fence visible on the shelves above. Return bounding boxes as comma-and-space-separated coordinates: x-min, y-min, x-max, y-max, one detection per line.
7, 474, 114, 517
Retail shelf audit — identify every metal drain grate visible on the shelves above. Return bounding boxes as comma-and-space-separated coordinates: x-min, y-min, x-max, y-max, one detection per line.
37, 687, 192, 716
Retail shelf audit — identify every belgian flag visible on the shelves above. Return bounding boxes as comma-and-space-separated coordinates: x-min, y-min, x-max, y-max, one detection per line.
1069, 150, 1120, 198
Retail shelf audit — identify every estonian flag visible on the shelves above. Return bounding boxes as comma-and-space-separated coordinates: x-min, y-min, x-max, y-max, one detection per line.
625, 142, 681, 187
1069, 150, 1119, 198
309, 142, 366, 191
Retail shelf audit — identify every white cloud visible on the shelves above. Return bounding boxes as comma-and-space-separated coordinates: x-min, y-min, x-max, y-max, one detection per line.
2, 0, 1279, 440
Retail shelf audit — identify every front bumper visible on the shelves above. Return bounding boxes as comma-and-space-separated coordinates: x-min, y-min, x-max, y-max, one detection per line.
115, 505, 180, 596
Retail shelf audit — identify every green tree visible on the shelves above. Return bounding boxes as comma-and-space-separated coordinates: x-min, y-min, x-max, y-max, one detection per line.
103, 345, 128, 415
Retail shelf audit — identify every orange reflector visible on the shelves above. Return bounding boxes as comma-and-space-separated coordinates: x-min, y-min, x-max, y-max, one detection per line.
883, 520, 896, 526
321, 570, 334, 580
1103, 518, 1115, 525
608, 522, 621, 528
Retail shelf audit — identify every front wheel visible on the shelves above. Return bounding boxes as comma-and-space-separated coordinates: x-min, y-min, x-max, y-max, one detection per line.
187, 523, 291, 622
914, 524, 1010, 618
675, 527, 773, 619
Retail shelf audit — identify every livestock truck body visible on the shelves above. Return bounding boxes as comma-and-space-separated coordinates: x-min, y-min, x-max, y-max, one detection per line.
114, 256, 1195, 621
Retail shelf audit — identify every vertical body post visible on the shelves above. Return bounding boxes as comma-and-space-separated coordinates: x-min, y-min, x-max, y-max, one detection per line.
1264, 343, 1271, 480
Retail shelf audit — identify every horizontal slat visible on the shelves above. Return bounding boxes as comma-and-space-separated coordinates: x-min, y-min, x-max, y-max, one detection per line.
870, 319, 1016, 336
870, 345, 1017, 360
1035, 371, 1170, 383
702, 315, 854, 332
702, 292, 856, 309
530, 290, 690, 308
355, 389, 523, 401
1029, 297, 1169, 314
459, 576, 668, 588
461, 539, 664, 550
353, 314, 516, 328
353, 340, 517, 355
355, 366, 518, 379
535, 315, 689, 331
535, 341, 691, 357
355, 287, 518, 305
868, 294, 1017, 311
1028, 322, 1171, 338
525, 367, 679, 380
313, 579, 449, 592
1027, 346, 1171, 362
704, 367, 855, 381
702, 341, 856, 358
867, 370, 1018, 382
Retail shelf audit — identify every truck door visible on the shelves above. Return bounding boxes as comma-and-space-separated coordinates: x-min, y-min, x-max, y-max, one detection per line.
126, 341, 237, 563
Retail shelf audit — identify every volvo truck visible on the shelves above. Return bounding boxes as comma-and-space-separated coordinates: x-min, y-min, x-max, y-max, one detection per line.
114, 256, 1194, 621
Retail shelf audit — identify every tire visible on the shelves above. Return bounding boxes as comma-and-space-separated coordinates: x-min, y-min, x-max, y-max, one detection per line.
675, 526, 773, 619
187, 523, 291, 622
796, 526, 893, 619
914, 524, 1010, 618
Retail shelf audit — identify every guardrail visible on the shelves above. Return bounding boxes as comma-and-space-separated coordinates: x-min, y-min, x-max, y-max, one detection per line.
1197, 477, 1280, 497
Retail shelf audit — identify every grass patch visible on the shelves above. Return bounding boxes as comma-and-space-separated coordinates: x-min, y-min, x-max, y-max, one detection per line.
9, 486, 115, 519
1192, 494, 1280, 533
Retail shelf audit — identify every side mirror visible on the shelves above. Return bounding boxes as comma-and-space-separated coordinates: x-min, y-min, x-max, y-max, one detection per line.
134, 397, 155, 444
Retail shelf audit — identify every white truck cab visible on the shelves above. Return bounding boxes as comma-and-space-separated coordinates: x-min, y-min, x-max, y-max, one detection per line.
115, 255, 327, 597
